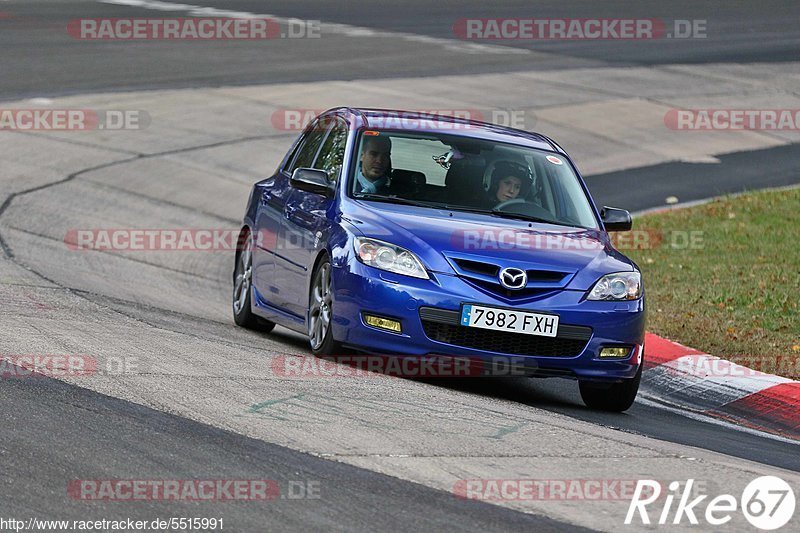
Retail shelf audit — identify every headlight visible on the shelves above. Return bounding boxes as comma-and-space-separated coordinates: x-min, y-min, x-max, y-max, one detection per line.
587, 271, 641, 301
354, 237, 429, 279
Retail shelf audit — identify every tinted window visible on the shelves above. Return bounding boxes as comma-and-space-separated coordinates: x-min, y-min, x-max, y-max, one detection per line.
314, 118, 348, 182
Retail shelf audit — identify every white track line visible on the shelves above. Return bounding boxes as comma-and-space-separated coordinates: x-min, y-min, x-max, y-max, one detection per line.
99, 0, 531, 55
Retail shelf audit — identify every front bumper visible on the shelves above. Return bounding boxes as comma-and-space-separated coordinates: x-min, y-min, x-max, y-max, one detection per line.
331, 259, 645, 381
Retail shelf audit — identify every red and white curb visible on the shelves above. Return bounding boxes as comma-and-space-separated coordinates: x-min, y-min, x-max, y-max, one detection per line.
641, 333, 800, 441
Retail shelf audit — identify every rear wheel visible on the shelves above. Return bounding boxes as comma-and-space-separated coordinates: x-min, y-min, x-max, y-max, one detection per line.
579, 362, 641, 412
232, 229, 275, 332
308, 258, 340, 356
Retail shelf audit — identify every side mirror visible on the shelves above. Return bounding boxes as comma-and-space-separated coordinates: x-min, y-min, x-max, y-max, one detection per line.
290, 168, 334, 198
600, 206, 632, 232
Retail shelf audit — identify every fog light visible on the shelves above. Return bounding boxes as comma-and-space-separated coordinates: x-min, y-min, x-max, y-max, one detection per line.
364, 314, 402, 333
599, 346, 632, 359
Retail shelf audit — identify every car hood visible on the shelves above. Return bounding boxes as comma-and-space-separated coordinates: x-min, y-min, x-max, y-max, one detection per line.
343, 201, 635, 290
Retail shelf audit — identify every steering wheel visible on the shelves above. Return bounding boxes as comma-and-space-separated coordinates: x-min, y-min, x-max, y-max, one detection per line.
493, 198, 580, 226
493, 198, 528, 211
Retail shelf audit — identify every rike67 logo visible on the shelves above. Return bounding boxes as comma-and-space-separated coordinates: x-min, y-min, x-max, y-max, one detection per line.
626, 476, 796, 530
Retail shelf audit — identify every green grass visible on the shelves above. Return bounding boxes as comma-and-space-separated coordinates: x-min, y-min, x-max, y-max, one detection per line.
625, 187, 800, 378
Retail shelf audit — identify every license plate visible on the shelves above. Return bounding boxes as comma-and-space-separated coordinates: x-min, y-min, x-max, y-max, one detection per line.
460, 304, 559, 337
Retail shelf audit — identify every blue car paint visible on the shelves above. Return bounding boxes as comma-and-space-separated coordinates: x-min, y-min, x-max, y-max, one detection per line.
239, 108, 645, 382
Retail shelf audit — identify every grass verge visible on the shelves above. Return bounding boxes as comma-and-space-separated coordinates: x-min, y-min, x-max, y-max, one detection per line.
624, 187, 799, 379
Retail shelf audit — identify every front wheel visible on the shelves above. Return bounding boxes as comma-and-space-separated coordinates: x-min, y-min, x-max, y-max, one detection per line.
308, 258, 340, 356
579, 363, 641, 412
232, 229, 275, 332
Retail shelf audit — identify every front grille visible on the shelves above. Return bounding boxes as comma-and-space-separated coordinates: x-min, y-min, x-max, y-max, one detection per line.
466, 278, 557, 299
453, 258, 499, 277
526, 270, 567, 283
419, 307, 591, 357
452, 258, 568, 284
449, 257, 571, 300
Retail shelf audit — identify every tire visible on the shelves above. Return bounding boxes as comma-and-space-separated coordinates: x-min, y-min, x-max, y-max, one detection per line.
232, 229, 276, 332
308, 258, 341, 356
579, 362, 642, 412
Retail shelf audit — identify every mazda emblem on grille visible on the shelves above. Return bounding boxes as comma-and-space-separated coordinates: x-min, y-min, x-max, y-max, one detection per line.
499, 267, 527, 290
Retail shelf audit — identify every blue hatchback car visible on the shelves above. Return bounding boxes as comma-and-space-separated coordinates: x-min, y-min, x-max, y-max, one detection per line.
234, 108, 645, 411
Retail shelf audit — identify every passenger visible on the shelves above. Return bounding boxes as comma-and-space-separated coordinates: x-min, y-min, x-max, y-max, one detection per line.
484, 161, 532, 207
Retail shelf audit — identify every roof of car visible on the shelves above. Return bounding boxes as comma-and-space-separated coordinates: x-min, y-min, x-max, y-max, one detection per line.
322, 107, 564, 154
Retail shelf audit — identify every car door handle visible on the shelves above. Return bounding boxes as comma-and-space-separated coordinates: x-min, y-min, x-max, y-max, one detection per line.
261, 191, 272, 204
285, 205, 297, 217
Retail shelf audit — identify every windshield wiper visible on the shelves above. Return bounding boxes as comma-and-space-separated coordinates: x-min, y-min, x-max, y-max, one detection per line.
490, 209, 561, 226
353, 194, 439, 208
354, 195, 578, 227
355, 194, 490, 213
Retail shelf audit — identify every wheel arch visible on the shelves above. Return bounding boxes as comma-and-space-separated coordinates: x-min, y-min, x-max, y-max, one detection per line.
305, 248, 333, 323
233, 224, 252, 282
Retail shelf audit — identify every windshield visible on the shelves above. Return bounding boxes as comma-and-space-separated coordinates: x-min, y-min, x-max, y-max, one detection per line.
349, 129, 599, 229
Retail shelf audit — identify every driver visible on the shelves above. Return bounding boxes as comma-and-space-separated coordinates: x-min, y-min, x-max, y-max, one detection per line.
484, 161, 533, 207
356, 134, 392, 194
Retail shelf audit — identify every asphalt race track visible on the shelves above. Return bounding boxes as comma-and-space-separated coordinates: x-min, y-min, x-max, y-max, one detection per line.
3, 1, 800, 100
2, 1, 799, 531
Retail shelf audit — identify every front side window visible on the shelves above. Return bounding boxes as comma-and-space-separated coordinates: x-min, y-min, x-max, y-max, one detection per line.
289, 119, 328, 173
314, 118, 348, 182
